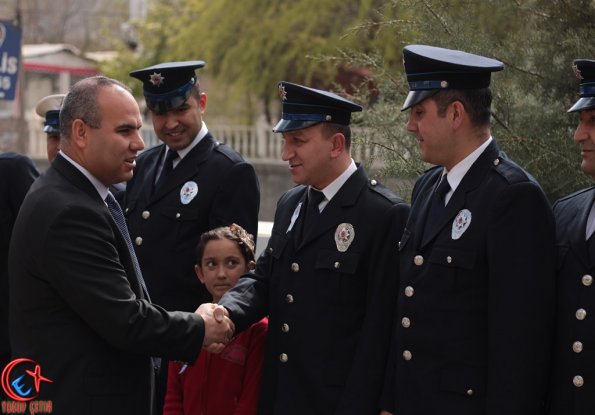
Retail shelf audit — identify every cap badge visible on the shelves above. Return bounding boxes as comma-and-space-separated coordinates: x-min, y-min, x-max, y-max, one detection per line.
452, 209, 472, 240
149, 72, 166, 86
180, 181, 198, 205
279, 84, 287, 101
572, 64, 584, 80
335, 223, 355, 252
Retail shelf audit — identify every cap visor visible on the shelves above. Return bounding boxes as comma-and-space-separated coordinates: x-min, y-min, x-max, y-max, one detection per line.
272, 119, 321, 133
401, 90, 440, 111
43, 125, 60, 133
568, 97, 595, 113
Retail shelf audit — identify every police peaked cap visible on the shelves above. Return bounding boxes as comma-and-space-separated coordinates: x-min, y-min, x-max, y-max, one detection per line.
35, 94, 66, 134
273, 81, 362, 133
568, 59, 595, 113
129, 60, 205, 113
402, 44, 504, 111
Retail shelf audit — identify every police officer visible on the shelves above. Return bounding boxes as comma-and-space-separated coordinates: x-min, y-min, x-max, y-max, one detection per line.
547, 59, 595, 415
379, 45, 556, 415
35, 93, 66, 162
0, 152, 38, 397
218, 81, 409, 415
126, 60, 260, 412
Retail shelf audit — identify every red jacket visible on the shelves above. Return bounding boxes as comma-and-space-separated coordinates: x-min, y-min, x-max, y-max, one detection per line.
164, 318, 268, 415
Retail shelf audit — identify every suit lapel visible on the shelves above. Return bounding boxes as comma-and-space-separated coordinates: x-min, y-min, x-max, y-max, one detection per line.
420, 141, 500, 248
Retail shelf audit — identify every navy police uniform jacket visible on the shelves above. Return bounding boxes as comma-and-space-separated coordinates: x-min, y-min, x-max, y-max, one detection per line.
220, 165, 409, 415
0, 153, 38, 371
123, 133, 260, 311
380, 141, 556, 415
548, 187, 595, 415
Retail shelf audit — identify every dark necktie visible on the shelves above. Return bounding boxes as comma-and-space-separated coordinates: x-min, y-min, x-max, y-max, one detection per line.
424, 174, 451, 238
303, 188, 325, 232
105, 192, 151, 301
154, 149, 178, 192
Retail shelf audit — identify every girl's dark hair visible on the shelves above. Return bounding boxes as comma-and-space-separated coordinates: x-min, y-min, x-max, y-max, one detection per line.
195, 223, 255, 265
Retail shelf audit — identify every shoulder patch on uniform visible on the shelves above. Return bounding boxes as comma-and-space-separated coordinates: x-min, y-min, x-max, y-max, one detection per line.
214, 142, 245, 163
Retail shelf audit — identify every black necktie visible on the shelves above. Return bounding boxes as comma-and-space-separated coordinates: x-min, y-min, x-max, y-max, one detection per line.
105, 192, 151, 301
424, 174, 451, 238
304, 188, 325, 232
154, 149, 178, 192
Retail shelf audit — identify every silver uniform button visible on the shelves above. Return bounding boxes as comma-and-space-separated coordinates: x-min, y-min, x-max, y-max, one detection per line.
493, 158, 500, 166
286, 294, 294, 304
281, 323, 290, 333
175, 212, 181, 219
402, 317, 411, 328
466, 389, 474, 396
402, 350, 412, 361
334, 261, 340, 269
269, 247, 274, 253
142, 210, 150, 219
573, 341, 583, 353
404, 286, 414, 297
582, 274, 593, 286
446, 256, 453, 264
125, 207, 129, 213
135, 236, 143, 246
414, 255, 424, 266
279, 353, 288, 363
291, 262, 300, 273
576, 308, 587, 320
370, 179, 377, 186
573, 375, 584, 387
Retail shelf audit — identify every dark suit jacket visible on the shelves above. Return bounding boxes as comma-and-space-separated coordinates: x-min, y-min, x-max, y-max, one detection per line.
0, 153, 38, 375
220, 165, 409, 415
381, 141, 556, 415
123, 134, 260, 311
548, 187, 595, 415
8, 154, 205, 415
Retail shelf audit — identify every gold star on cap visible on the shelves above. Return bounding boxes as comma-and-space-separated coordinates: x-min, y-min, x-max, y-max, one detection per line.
149, 72, 165, 86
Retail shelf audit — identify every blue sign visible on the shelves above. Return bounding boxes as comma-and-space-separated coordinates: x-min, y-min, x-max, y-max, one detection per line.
0, 20, 21, 101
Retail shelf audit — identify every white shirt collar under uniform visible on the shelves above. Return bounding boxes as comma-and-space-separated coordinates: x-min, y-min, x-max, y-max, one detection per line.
441, 137, 493, 205
310, 159, 357, 212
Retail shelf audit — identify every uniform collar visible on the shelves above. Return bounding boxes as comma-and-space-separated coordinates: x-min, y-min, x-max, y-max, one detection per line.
443, 137, 493, 204
311, 159, 356, 211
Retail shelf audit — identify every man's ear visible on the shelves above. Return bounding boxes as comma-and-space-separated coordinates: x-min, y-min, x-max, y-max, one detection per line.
71, 119, 88, 149
329, 132, 346, 159
450, 101, 466, 130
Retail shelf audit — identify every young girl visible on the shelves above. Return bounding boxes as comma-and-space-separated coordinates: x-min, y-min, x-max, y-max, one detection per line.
163, 224, 268, 415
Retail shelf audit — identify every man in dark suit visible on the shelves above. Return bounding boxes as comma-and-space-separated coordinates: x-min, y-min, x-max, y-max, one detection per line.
7, 76, 234, 415
217, 81, 409, 414
547, 59, 595, 415
0, 152, 38, 396
126, 61, 260, 412
379, 45, 556, 415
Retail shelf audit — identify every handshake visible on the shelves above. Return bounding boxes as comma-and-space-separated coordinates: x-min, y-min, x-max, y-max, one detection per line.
195, 303, 235, 353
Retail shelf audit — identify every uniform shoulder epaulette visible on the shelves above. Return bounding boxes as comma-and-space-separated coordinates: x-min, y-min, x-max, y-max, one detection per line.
491, 155, 533, 185
554, 186, 594, 205
368, 178, 403, 204
214, 141, 245, 163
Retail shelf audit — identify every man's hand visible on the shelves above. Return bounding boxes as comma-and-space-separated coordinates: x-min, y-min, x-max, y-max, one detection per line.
195, 303, 234, 352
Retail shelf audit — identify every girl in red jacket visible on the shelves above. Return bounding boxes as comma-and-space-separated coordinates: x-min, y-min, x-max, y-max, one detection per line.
164, 224, 268, 415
